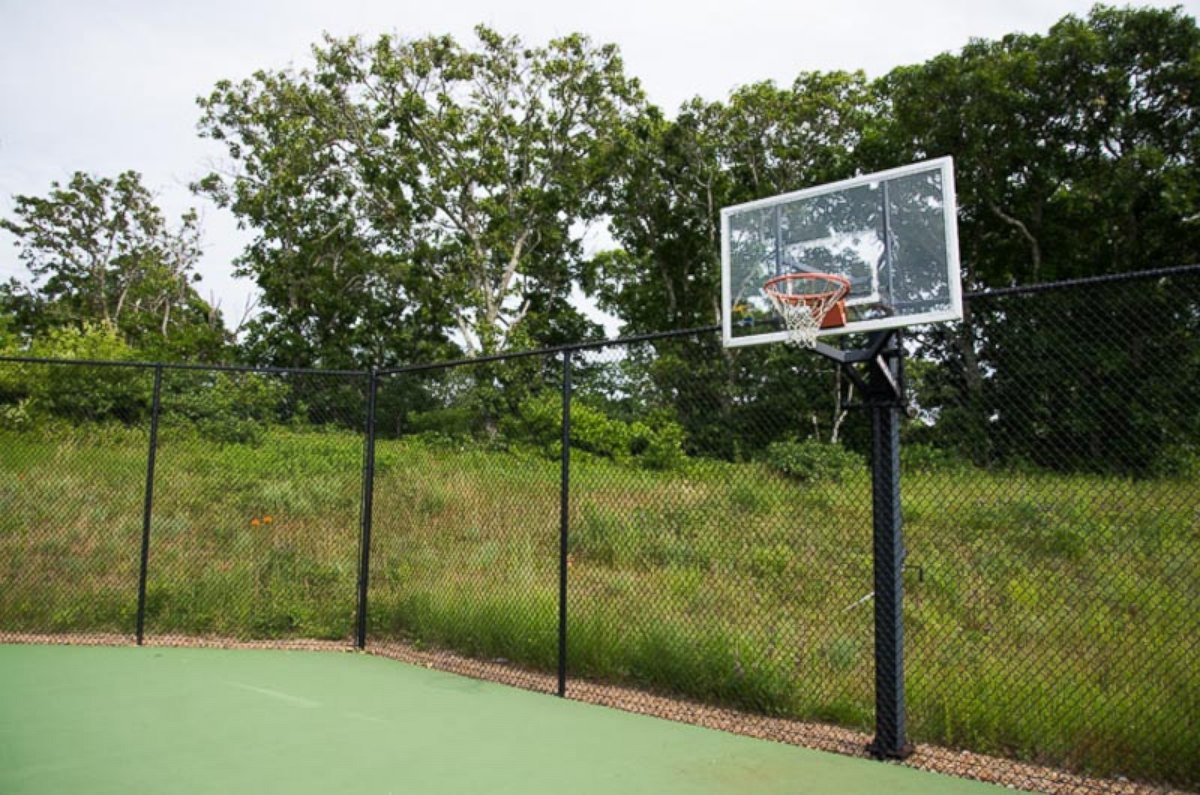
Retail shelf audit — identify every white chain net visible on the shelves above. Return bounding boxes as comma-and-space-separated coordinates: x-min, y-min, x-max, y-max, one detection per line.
766, 290, 845, 348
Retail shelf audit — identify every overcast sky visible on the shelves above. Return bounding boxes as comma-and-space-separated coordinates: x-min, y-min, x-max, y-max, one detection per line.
2, 0, 1196, 328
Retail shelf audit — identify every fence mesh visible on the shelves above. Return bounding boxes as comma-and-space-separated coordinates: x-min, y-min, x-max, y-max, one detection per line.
144, 369, 366, 645
366, 357, 562, 693
0, 266, 1197, 792
902, 274, 1200, 785
0, 362, 153, 645
566, 338, 876, 728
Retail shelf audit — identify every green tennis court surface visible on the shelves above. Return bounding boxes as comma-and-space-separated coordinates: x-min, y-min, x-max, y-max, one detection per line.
0, 644, 1010, 794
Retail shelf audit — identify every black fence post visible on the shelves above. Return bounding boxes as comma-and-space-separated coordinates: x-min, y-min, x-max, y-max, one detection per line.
135, 364, 163, 646
865, 340, 913, 760
557, 351, 572, 697
355, 368, 379, 650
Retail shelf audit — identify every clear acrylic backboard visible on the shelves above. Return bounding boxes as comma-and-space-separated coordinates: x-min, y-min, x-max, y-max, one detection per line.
721, 157, 962, 347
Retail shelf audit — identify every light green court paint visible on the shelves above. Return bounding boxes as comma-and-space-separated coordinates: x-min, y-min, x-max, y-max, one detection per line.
0, 644, 1014, 795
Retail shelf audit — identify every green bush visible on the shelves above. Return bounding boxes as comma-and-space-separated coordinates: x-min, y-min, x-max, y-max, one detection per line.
498, 392, 557, 452
503, 394, 686, 470
1154, 443, 1200, 479
571, 401, 635, 461
630, 414, 687, 471
765, 439, 864, 483
16, 324, 150, 422
0, 397, 35, 430
165, 372, 290, 445
901, 442, 967, 472
407, 406, 476, 439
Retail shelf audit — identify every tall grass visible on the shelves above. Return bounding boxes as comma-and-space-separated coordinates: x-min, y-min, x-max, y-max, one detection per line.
0, 425, 1196, 786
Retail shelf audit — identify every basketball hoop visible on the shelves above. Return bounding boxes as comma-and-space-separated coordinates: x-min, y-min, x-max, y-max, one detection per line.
763, 273, 851, 348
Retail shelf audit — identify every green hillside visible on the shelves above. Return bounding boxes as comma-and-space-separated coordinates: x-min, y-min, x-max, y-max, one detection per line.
0, 425, 1196, 785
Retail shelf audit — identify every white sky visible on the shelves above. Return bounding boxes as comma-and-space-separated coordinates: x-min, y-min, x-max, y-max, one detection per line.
2, 0, 1195, 331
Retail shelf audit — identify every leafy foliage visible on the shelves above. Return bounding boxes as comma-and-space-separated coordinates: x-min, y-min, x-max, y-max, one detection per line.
0, 172, 227, 360
590, 6, 1200, 471
877, 5, 1200, 288
0, 9, 1197, 480
764, 439, 864, 483
503, 392, 686, 469
164, 372, 292, 445
196, 25, 642, 366
2, 324, 150, 423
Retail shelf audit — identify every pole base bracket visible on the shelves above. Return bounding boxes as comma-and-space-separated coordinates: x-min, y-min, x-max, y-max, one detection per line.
866, 740, 915, 761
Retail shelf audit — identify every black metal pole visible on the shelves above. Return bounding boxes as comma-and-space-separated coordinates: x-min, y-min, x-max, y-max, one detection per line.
866, 340, 912, 759
135, 365, 163, 646
557, 351, 572, 697
355, 368, 379, 649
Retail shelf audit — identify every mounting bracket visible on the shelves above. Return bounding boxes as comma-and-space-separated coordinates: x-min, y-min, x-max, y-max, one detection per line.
812, 330, 905, 408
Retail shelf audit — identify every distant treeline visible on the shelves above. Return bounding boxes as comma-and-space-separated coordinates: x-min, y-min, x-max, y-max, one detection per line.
2, 5, 1198, 475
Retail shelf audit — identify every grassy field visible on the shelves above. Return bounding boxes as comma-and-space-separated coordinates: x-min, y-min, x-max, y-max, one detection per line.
0, 425, 1196, 787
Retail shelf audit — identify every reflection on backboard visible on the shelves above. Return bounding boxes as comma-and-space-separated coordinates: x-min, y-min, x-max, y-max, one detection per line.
721, 157, 962, 347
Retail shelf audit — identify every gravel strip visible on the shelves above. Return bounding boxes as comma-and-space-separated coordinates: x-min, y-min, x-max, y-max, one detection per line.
0, 631, 353, 653
2, 633, 1184, 795
366, 640, 1185, 795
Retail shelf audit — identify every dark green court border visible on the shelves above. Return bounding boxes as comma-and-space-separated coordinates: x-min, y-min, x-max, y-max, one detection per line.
0, 644, 1013, 795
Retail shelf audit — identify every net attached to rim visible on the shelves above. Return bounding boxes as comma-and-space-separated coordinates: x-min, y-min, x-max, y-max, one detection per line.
763, 273, 851, 348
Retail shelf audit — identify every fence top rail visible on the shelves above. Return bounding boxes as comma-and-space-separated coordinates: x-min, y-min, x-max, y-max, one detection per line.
0, 356, 368, 377
1, 264, 1195, 377
963, 263, 1200, 301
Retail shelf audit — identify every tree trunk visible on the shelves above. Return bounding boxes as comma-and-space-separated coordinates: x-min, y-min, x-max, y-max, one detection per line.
988, 202, 1042, 282
956, 296, 989, 465
830, 366, 851, 444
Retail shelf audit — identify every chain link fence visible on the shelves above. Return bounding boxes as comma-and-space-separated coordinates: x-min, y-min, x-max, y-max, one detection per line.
145, 368, 367, 645
0, 362, 154, 645
1, 266, 1197, 792
366, 357, 563, 693
902, 271, 1200, 786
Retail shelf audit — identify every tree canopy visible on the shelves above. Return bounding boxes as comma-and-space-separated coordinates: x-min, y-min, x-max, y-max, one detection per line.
1, 171, 227, 360
196, 24, 643, 368
2, 5, 1199, 474
877, 4, 1200, 288
597, 4, 1200, 337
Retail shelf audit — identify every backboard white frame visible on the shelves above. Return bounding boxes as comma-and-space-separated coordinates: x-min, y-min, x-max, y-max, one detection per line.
720, 157, 962, 348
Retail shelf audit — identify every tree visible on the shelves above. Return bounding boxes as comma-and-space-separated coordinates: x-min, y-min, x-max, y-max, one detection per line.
595, 73, 875, 336
197, 25, 643, 366
875, 5, 1200, 288
593, 75, 877, 457
1, 171, 227, 359
875, 5, 1200, 467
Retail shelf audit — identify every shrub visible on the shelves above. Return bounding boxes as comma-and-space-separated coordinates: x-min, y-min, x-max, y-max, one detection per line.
20, 323, 150, 422
0, 397, 35, 430
571, 401, 634, 461
165, 372, 290, 445
499, 392, 558, 451
504, 394, 687, 470
1153, 443, 1200, 479
630, 416, 687, 471
407, 406, 476, 439
901, 443, 967, 473
765, 439, 863, 483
